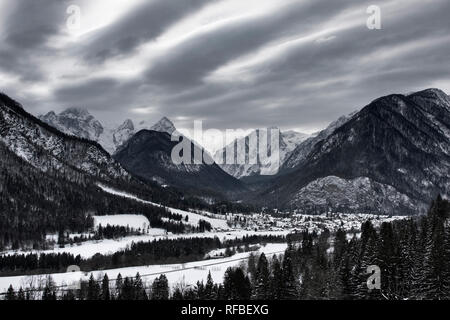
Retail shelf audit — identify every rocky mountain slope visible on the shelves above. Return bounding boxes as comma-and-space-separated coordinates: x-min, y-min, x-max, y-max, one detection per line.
282, 112, 356, 170
214, 128, 309, 178
0, 93, 129, 182
259, 89, 450, 215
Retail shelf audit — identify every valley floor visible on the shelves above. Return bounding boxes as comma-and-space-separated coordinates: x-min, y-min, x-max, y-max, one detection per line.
0, 183, 410, 296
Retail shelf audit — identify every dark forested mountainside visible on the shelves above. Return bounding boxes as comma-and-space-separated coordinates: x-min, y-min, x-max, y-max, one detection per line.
0, 93, 229, 247
114, 129, 247, 197
259, 89, 450, 215
0, 139, 194, 249
0, 93, 129, 183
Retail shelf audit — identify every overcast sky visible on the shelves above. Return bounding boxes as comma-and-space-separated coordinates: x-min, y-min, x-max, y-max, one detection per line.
1, 0, 450, 137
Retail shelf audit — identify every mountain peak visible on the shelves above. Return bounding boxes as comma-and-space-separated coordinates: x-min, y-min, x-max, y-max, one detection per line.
60, 107, 91, 119
408, 88, 450, 105
118, 119, 135, 131
39, 106, 103, 141
150, 116, 176, 134
412, 88, 448, 97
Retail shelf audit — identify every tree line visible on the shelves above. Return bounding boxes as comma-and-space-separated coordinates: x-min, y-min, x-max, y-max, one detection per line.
0, 235, 286, 276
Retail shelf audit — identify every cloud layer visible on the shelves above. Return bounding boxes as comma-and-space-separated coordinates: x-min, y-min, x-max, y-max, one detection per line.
1, 0, 449, 135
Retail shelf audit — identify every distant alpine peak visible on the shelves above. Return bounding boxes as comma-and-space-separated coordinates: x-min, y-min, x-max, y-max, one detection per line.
60, 107, 91, 119
39, 106, 104, 141
150, 116, 176, 134
118, 119, 135, 131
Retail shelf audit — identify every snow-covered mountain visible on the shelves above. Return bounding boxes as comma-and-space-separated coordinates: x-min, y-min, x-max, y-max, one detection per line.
39, 107, 104, 141
1, 93, 129, 181
149, 116, 176, 135
37, 107, 242, 195
39, 109, 177, 154
214, 128, 309, 178
259, 88, 450, 215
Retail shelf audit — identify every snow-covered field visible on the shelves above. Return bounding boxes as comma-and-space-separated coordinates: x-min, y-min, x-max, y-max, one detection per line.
1, 230, 291, 259
97, 184, 230, 230
93, 214, 153, 232
0, 243, 287, 293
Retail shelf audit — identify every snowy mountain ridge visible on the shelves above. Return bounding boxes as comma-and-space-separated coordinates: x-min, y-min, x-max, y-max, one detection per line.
0, 93, 129, 181
39, 109, 177, 154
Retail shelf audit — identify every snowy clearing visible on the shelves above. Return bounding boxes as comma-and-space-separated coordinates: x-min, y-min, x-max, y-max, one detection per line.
93, 214, 153, 232
1, 230, 291, 259
97, 184, 230, 230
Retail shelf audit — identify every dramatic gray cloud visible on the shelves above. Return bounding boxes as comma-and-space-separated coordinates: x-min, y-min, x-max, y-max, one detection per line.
0, 0, 70, 81
144, 0, 359, 87
1, 0, 450, 151
80, 0, 216, 63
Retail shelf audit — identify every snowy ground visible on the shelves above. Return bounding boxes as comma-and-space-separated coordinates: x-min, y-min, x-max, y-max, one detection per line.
1, 230, 291, 259
93, 214, 153, 232
0, 243, 287, 293
97, 184, 230, 230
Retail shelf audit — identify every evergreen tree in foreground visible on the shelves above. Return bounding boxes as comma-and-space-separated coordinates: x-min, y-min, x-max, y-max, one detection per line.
254, 253, 270, 299
101, 274, 110, 300
152, 274, 169, 300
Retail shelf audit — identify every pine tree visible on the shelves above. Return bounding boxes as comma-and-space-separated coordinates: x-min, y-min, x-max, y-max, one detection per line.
121, 277, 134, 300
42, 286, 55, 300
115, 273, 123, 300
5, 285, 16, 301
42, 276, 56, 300
254, 253, 270, 299
337, 248, 353, 300
152, 275, 169, 300
410, 216, 428, 299
17, 287, 25, 301
421, 196, 450, 299
134, 273, 147, 300
87, 273, 100, 300
377, 222, 398, 299
356, 228, 380, 300
223, 267, 251, 300
172, 287, 184, 300
101, 274, 110, 300
398, 219, 417, 298
269, 255, 283, 299
442, 218, 450, 296
247, 253, 258, 286
281, 254, 297, 299
196, 281, 206, 299
204, 272, 216, 300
